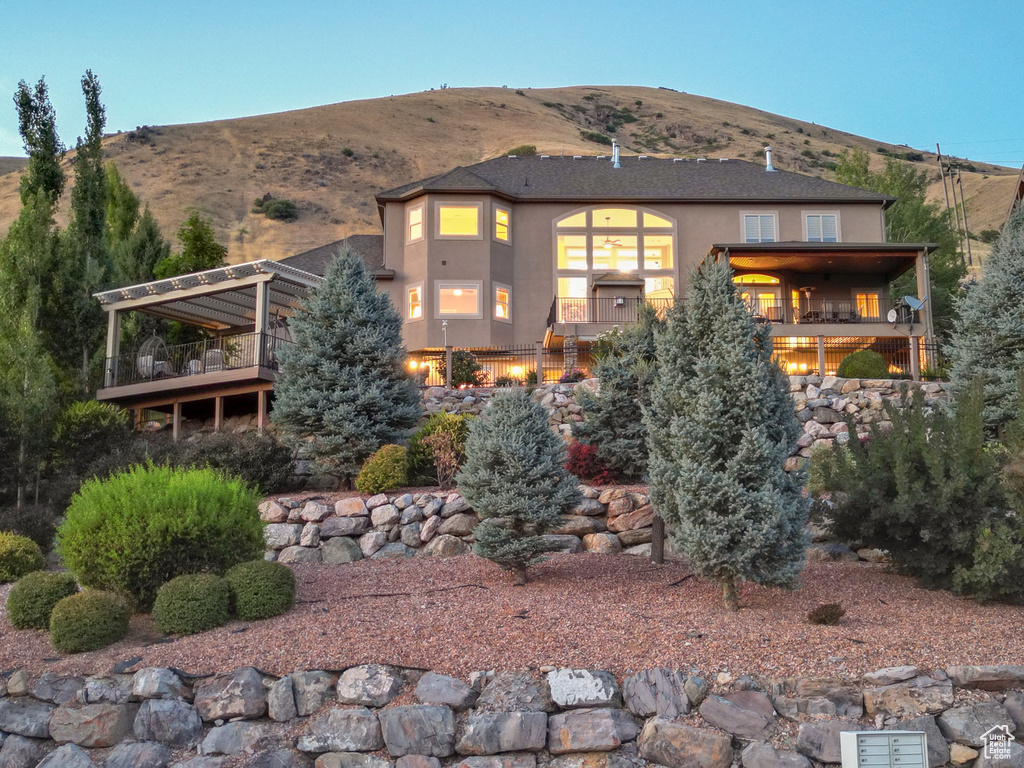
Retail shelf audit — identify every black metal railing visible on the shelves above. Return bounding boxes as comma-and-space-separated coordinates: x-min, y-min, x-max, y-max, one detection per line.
414, 344, 599, 388
102, 332, 290, 388
792, 298, 913, 325
550, 297, 675, 325
769, 338, 945, 379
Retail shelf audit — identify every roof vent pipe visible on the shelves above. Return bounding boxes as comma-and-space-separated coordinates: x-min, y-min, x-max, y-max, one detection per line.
764, 146, 776, 172
611, 139, 621, 169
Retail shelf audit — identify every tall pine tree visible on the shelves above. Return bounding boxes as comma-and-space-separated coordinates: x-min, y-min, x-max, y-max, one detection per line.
458, 388, 582, 585
13, 77, 65, 206
271, 247, 421, 484
946, 205, 1024, 432
644, 253, 808, 611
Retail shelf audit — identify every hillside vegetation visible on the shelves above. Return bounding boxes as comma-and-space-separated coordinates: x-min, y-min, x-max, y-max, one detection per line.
0, 86, 1016, 264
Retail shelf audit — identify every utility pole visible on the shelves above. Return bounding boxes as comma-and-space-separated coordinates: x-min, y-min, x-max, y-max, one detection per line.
936, 144, 965, 268
954, 166, 975, 267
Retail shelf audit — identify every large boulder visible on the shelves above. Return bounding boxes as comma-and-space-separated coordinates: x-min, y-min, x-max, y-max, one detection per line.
476, 672, 555, 713
415, 672, 479, 710
456, 712, 549, 755
438, 514, 477, 537
547, 670, 621, 709
337, 665, 404, 707
976, 740, 1024, 768
888, 715, 950, 768
946, 665, 1024, 691
424, 535, 471, 558
554, 517, 606, 537
379, 705, 456, 757
546, 756, 630, 768
301, 501, 333, 522
699, 693, 776, 740
81, 675, 134, 705
622, 669, 690, 718
31, 673, 85, 704
316, 755, 394, 768
0, 734, 49, 768
0, 696, 54, 738
200, 721, 267, 756
938, 702, 1015, 747
638, 717, 733, 768
104, 740, 173, 768
49, 702, 139, 747
193, 667, 267, 721
322, 537, 364, 564
322, 517, 372, 538
741, 742, 812, 768
371, 542, 416, 559
547, 708, 640, 754
606, 505, 654, 533
293, 671, 337, 716
279, 545, 322, 564
582, 533, 622, 554
132, 668, 191, 700
36, 744, 96, 768
796, 721, 862, 764
133, 699, 204, 747
336, 498, 370, 517
298, 708, 383, 753
265, 524, 304, 549
863, 674, 953, 718
862, 666, 920, 686
251, 749, 314, 768
268, 676, 298, 722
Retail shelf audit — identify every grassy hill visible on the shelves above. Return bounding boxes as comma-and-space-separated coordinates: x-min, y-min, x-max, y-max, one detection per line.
0, 85, 1016, 265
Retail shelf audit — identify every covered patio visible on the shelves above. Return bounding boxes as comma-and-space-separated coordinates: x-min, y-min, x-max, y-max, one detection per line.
94, 260, 321, 437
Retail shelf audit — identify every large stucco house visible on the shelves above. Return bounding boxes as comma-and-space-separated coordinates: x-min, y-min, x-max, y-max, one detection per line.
94, 146, 935, 432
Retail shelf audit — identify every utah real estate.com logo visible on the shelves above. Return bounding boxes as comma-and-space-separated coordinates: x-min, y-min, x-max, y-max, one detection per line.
982, 725, 1016, 760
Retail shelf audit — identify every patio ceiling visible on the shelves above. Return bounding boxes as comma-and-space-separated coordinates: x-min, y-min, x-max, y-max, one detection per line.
713, 242, 936, 280
93, 260, 322, 330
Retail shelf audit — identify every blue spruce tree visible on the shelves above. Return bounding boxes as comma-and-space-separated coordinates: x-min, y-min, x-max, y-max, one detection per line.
644, 253, 808, 610
458, 389, 582, 585
271, 247, 421, 484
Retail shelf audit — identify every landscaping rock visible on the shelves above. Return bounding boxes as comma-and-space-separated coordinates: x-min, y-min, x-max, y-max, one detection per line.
251, 750, 313, 768
134, 699, 204, 747
0, 696, 54, 738
359, 531, 388, 557
938, 702, 1014, 747
949, 744, 979, 765
193, 667, 267, 721
796, 720, 862, 764
476, 672, 555, 713
946, 665, 1024, 691
316, 755, 393, 768
394, 493, 415, 510
49, 702, 138, 746
379, 704, 456, 757
401, 523, 423, 548
685, 676, 709, 707
543, 535, 583, 554
741, 742, 812, 768
302, 501, 333, 522
546, 755, 629, 768
582, 533, 621, 554
297, 708, 383, 753
616, 529, 652, 547
547, 670, 620, 709
172, 758, 232, 768
81, 675, 134, 705
863, 666, 920, 686
638, 716, 733, 768
976, 740, 1024, 768
268, 676, 298, 722
371, 505, 401, 527
574, 499, 604, 516
365, 494, 388, 509
321, 517, 372, 538
863, 674, 953, 718
456, 712, 548, 755
301, 523, 321, 547
322, 537, 364, 564
293, 671, 336, 716
416, 672, 479, 710
337, 665, 404, 707
606, 506, 654, 533
623, 669, 690, 718
200, 720, 266, 755
424, 535, 470, 558
132, 668, 191, 700
420, 515, 442, 542
279, 545, 322, 564
442, 496, 472, 517
888, 715, 949, 767
598, 488, 628, 505
451, 758, 536, 768
699, 693, 776, 740
555, 517, 606, 536
792, 678, 863, 718
260, 501, 289, 522
6, 669, 29, 696
439, 514, 477, 537
31, 673, 85, 704
371, 542, 416, 559
401, 506, 423, 525
0, 734, 48, 767
547, 708, 640, 753
37, 743, 95, 768
336, 498, 369, 518
396, 756, 440, 768
265, 524, 303, 549
1005, 691, 1024, 731
104, 740, 173, 768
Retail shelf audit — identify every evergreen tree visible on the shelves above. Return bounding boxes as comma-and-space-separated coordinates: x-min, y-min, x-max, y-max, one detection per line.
644, 253, 809, 611
946, 205, 1024, 431
105, 163, 140, 247
154, 213, 227, 279
458, 388, 582, 585
13, 77, 65, 206
573, 302, 662, 480
271, 247, 420, 484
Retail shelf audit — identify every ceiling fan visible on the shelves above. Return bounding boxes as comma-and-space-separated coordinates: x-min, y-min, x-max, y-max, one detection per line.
601, 217, 622, 249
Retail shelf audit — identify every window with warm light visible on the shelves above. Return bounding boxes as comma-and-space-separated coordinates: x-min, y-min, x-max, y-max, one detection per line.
733, 273, 779, 285
805, 213, 839, 242
557, 234, 588, 270
494, 285, 511, 322
592, 235, 638, 272
855, 291, 880, 319
437, 204, 481, 238
644, 235, 673, 269
407, 205, 424, 243
494, 207, 510, 242
743, 213, 777, 243
407, 284, 423, 321
592, 208, 638, 228
644, 276, 674, 300
436, 282, 482, 317
557, 277, 589, 322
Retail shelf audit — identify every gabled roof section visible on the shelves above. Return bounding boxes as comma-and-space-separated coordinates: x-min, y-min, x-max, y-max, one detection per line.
376, 155, 895, 207
279, 234, 385, 277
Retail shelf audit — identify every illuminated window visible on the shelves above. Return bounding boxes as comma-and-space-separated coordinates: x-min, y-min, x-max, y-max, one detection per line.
407, 205, 424, 243
732, 274, 779, 285
743, 213, 777, 243
557, 277, 589, 322
436, 282, 482, 317
407, 284, 423, 321
592, 235, 637, 272
557, 234, 588, 270
856, 292, 880, 320
593, 208, 638, 228
437, 204, 481, 238
556, 211, 587, 227
644, 276, 674, 300
494, 207, 510, 242
643, 235, 673, 269
643, 212, 673, 228
494, 284, 511, 322
806, 213, 839, 242
791, 289, 801, 316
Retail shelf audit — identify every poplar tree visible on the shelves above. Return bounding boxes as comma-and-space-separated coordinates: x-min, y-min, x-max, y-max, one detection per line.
946, 205, 1024, 432
458, 388, 582, 585
644, 253, 808, 611
13, 77, 65, 206
271, 247, 421, 484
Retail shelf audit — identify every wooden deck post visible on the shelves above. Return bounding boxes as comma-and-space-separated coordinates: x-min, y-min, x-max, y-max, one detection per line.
257, 390, 267, 435
535, 341, 544, 385
172, 402, 181, 442
104, 310, 121, 387
255, 280, 270, 367
650, 515, 665, 565
816, 336, 826, 377
214, 396, 224, 431
445, 346, 453, 389
910, 336, 921, 381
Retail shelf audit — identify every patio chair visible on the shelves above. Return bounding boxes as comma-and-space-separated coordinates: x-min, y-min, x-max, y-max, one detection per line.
136, 336, 171, 379
203, 348, 226, 373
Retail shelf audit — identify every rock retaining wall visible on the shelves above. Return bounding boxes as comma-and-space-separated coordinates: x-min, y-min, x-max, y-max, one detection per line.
1, 663, 1021, 767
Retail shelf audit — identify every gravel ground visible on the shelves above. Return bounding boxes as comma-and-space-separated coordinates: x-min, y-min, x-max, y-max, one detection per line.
1, 554, 1022, 681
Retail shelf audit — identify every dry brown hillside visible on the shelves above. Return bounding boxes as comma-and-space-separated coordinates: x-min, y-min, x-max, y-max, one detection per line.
0, 86, 1016, 265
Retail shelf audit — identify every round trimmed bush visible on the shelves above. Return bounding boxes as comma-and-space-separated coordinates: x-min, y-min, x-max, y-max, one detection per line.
7, 571, 78, 630
49, 590, 130, 653
837, 349, 889, 379
0, 532, 45, 583
226, 560, 296, 620
57, 464, 264, 610
355, 444, 408, 495
153, 574, 231, 635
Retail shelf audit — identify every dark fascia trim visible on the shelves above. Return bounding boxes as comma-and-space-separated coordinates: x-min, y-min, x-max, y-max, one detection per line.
370, 269, 395, 280
711, 241, 938, 255
377, 191, 893, 207
376, 187, 515, 204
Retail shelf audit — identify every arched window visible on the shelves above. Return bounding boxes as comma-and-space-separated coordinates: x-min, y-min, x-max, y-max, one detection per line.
555, 206, 675, 284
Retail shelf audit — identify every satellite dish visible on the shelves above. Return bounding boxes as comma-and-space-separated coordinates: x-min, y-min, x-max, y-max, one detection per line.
887, 309, 898, 323
902, 295, 927, 311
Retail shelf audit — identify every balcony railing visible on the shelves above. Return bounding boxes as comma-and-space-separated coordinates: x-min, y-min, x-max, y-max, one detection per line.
549, 297, 675, 325
793, 298, 914, 325
102, 332, 290, 389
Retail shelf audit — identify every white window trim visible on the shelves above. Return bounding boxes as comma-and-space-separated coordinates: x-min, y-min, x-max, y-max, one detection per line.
406, 282, 424, 323
493, 205, 512, 244
434, 280, 484, 319
803, 210, 842, 243
493, 282, 512, 324
406, 203, 425, 244
435, 200, 483, 240
740, 211, 779, 243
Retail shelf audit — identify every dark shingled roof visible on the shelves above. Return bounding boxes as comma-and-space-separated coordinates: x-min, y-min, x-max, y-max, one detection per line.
279, 234, 384, 277
377, 155, 894, 206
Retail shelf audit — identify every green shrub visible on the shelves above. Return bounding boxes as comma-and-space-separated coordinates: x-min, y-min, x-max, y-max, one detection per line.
953, 520, 1024, 603
507, 144, 537, 156
355, 445, 408, 495
0, 505, 59, 553
439, 350, 485, 388
263, 199, 298, 221
0, 533, 44, 583
225, 560, 295, 620
49, 590, 130, 653
176, 432, 293, 493
407, 413, 473, 485
153, 574, 231, 635
580, 130, 612, 146
837, 349, 889, 379
53, 401, 131, 475
7, 571, 78, 629
58, 465, 264, 610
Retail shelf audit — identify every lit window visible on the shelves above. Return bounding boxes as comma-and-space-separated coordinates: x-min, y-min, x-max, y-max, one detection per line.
643, 212, 673, 228
437, 283, 481, 316
438, 204, 480, 237
743, 213, 777, 243
495, 286, 511, 321
644, 276, 674, 300
593, 208, 638, 228
806, 213, 839, 242
557, 277, 589, 322
407, 285, 423, 320
557, 234, 588, 270
592, 235, 637, 272
856, 292, 880, 320
407, 205, 423, 242
494, 207, 510, 242
643, 234, 673, 269
732, 274, 779, 285
556, 211, 587, 227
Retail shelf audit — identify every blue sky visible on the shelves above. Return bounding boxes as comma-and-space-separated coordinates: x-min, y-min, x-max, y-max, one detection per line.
2, 0, 1022, 167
